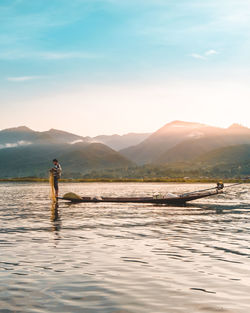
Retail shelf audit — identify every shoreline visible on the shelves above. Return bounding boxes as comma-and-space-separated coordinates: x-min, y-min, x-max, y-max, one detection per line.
0, 178, 249, 184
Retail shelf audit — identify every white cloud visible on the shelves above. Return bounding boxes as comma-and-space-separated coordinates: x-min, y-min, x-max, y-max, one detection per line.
7, 76, 44, 82
190, 53, 207, 60
70, 139, 83, 144
0, 141, 32, 149
205, 49, 218, 56
190, 49, 219, 60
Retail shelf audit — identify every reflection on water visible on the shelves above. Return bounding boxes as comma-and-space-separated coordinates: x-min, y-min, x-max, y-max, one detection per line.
50, 200, 61, 240
0, 182, 250, 313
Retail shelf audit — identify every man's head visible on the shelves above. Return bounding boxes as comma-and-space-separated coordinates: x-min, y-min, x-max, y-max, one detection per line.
53, 159, 58, 165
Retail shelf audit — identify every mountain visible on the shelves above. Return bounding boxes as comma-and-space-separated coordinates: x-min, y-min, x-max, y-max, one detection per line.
0, 126, 90, 148
120, 121, 250, 165
0, 126, 148, 150
2, 126, 33, 133
0, 142, 133, 178
83, 144, 250, 180
59, 142, 132, 171
1, 122, 250, 178
120, 121, 221, 164
196, 144, 250, 165
155, 124, 250, 164
0, 126, 36, 148
93, 133, 150, 150
41, 129, 88, 144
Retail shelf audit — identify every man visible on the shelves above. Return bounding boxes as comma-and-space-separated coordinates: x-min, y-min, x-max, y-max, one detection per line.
50, 159, 62, 198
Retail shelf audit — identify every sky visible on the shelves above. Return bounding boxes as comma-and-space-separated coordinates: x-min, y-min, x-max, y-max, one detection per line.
1, 0, 250, 136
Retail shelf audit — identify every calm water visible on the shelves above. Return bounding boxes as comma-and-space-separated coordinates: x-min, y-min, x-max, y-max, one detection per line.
0, 182, 250, 313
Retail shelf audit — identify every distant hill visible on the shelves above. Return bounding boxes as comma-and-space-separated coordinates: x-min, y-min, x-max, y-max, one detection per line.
0, 126, 89, 148
0, 126, 148, 150
196, 144, 250, 165
82, 144, 250, 180
155, 124, 250, 164
120, 121, 222, 164
0, 142, 133, 178
41, 129, 90, 144
0, 126, 137, 178
1, 122, 250, 179
120, 121, 250, 165
93, 133, 150, 150
0, 126, 37, 148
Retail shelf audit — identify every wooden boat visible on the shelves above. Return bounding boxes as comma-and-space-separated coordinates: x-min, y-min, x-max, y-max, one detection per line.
60, 188, 223, 205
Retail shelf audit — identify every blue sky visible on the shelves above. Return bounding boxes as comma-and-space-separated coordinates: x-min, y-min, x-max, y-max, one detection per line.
1, 0, 250, 135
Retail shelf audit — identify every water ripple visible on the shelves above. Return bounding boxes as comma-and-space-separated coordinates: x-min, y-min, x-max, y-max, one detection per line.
0, 182, 250, 313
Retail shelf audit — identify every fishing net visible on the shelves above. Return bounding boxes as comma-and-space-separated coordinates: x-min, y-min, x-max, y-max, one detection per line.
49, 172, 56, 202
63, 192, 82, 201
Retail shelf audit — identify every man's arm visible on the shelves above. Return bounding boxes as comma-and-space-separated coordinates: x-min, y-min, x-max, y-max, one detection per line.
55, 164, 62, 177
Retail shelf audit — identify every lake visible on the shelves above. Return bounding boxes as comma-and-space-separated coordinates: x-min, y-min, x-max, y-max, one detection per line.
0, 182, 250, 313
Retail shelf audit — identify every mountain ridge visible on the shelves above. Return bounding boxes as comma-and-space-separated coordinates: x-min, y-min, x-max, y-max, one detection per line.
0, 126, 150, 150
1, 121, 249, 178
120, 121, 224, 164
0, 142, 133, 178
120, 121, 250, 165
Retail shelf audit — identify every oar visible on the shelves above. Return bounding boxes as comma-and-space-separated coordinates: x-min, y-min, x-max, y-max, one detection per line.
222, 176, 250, 190
180, 177, 249, 197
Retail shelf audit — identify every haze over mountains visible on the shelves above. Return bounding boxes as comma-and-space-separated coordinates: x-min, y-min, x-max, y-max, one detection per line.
0, 127, 134, 177
0, 126, 149, 150
0, 121, 249, 178
120, 121, 250, 165
94, 133, 150, 150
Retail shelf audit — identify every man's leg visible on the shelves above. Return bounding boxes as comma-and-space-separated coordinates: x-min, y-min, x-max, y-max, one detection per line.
54, 177, 59, 197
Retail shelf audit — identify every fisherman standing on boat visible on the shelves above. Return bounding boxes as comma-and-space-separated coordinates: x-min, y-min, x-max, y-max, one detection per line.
50, 159, 62, 198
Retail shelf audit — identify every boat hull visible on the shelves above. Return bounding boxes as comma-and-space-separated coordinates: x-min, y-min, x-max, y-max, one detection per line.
61, 190, 223, 205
